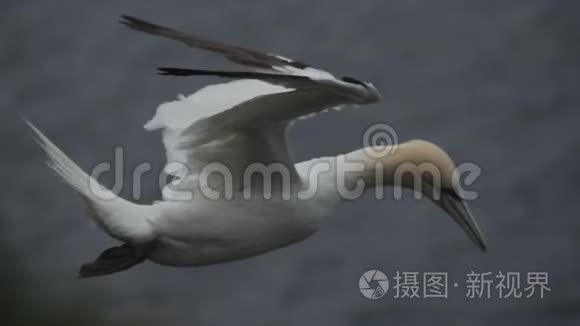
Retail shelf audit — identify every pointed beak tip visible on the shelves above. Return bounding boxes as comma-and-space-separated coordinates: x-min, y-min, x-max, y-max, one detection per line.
474, 237, 488, 254
479, 243, 488, 254
438, 192, 487, 255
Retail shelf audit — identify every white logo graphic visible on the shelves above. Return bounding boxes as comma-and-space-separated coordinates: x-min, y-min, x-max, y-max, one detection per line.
362, 123, 398, 158
359, 270, 389, 299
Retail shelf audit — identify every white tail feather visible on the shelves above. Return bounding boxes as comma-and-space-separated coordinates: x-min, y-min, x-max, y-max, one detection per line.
25, 120, 156, 243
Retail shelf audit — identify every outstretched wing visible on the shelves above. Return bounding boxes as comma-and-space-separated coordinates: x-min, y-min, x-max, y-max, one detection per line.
121, 15, 313, 74
121, 15, 382, 104
123, 15, 383, 197
146, 79, 350, 198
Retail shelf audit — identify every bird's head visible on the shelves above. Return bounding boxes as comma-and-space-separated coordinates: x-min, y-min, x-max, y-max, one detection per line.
347, 139, 487, 252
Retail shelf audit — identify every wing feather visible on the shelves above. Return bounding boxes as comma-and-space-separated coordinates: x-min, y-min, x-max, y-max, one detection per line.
121, 15, 309, 71
146, 80, 349, 198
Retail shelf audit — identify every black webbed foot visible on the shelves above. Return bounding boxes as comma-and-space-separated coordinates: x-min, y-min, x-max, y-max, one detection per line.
79, 243, 152, 278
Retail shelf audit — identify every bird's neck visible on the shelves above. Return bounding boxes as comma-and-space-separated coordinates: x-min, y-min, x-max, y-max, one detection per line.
294, 154, 379, 213
295, 146, 415, 211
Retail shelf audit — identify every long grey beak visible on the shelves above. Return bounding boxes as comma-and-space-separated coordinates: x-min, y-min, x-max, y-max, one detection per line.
439, 190, 487, 253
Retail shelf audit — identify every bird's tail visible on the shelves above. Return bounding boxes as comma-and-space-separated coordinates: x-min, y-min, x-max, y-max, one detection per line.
25, 120, 156, 243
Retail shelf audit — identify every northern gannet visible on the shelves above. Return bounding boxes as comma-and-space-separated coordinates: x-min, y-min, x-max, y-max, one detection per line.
26, 15, 486, 278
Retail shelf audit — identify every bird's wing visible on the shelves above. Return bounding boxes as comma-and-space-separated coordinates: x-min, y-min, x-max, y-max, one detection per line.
123, 15, 382, 196
155, 67, 379, 104
146, 79, 349, 198
121, 15, 381, 104
120, 15, 332, 78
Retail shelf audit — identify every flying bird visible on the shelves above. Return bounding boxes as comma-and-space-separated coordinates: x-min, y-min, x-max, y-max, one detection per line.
27, 15, 486, 278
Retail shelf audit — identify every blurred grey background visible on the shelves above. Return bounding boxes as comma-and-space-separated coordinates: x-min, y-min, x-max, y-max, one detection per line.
2, 0, 579, 325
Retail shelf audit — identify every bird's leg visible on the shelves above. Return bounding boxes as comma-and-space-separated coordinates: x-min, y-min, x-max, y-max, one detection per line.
79, 242, 154, 278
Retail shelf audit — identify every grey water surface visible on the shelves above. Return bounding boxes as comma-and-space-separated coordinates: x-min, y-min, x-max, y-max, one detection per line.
1, 1, 579, 325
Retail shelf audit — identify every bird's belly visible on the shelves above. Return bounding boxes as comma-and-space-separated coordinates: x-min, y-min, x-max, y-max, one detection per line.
148, 229, 313, 266
147, 202, 323, 266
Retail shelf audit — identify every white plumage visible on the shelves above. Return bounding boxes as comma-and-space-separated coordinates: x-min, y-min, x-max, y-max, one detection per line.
26, 15, 486, 277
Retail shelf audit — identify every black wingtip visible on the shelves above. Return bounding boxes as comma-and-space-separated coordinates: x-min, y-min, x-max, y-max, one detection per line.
155, 67, 312, 83
157, 67, 199, 76
119, 14, 137, 27
119, 14, 161, 32
156, 67, 244, 77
